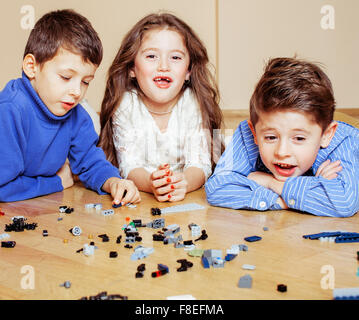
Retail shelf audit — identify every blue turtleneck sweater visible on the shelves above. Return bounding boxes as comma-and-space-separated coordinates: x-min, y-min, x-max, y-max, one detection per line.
0, 73, 121, 202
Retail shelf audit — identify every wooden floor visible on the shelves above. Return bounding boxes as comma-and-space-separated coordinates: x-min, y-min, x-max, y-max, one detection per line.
1, 184, 359, 300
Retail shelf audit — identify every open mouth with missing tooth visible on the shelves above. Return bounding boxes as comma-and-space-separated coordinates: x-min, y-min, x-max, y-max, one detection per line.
153, 76, 172, 88
274, 163, 297, 177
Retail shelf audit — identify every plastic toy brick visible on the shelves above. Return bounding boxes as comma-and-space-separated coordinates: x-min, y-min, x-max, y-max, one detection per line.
163, 224, 180, 236
244, 236, 262, 242
333, 287, 359, 300
0, 210, 5, 216
277, 284, 287, 292
116, 235, 122, 243
60, 281, 71, 289
160, 203, 205, 215
335, 236, 359, 243
201, 256, 210, 268
151, 208, 161, 216
177, 259, 193, 272
153, 233, 165, 241
187, 249, 204, 257
224, 254, 237, 261
42, 230, 48, 237
70, 226, 82, 236
109, 251, 118, 258
0, 233, 10, 240
101, 209, 114, 216
130, 246, 154, 260
146, 218, 165, 229
302, 231, 358, 240
194, 230, 208, 241
151, 264, 169, 278
1, 241, 16, 248
242, 264, 256, 270
112, 203, 122, 208
98, 234, 109, 242
238, 274, 252, 288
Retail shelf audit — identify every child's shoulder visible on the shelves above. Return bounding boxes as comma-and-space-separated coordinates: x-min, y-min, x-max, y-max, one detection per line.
0, 77, 28, 113
336, 120, 359, 138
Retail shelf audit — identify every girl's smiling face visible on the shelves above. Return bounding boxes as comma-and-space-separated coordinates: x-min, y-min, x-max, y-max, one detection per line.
130, 28, 191, 112
249, 110, 337, 182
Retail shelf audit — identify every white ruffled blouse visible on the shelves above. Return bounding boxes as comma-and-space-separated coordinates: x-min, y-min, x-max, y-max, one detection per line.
112, 89, 212, 179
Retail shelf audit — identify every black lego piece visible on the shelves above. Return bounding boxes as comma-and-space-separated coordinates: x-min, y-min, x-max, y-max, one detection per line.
151, 208, 161, 216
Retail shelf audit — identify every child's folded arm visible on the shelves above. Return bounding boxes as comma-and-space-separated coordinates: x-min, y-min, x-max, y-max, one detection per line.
281, 138, 359, 217
205, 171, 281, 210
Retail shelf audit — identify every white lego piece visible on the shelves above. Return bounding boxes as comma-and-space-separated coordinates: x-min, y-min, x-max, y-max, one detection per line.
191, 225, 201, 237
0, 233, 10, 240
83, 243, 95, 256
242, 264, 256, 270
160, 203, 205, 214
71, 226, 82, 236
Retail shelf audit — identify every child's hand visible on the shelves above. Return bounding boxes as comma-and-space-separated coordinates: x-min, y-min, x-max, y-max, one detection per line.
56, 160, 74, 189
164, 171, 188, 202
149, 164, 173, 202
315, 160, 342, 180
103, 177, 141, 205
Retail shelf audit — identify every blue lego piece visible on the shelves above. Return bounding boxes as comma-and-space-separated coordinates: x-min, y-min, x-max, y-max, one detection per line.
224, 254, 237, 261
112, 203, 122, 208
158, 264, 169, 273
335, 236, 359, 243
244, 236, 262, 242
201, 256, 210, 268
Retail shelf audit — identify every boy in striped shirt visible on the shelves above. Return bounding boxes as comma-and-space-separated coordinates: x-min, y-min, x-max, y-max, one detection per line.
205, 57, 359, 217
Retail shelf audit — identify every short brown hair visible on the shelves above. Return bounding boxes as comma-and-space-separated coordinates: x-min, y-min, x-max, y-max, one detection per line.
23, 9, 103, 66
250, 57, 336, 131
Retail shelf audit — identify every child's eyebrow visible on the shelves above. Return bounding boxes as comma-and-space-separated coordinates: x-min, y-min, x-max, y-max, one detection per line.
141, 48, 187, 56
61, 68, 95, 78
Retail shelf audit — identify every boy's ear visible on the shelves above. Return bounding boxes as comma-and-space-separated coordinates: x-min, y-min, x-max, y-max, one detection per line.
22, 54, 38, 79
247, 120, 258, 145
320, 121, 338, 148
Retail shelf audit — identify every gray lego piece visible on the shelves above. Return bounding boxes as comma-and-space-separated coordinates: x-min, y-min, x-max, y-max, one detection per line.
160, 203, 205, 214
238, 274, 252, 288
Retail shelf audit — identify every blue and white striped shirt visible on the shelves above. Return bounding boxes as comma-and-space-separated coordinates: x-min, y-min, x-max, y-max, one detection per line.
205, 120, 359, 217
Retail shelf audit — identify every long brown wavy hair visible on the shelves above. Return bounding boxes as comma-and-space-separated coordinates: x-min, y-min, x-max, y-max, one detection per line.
98, 12, 224, 170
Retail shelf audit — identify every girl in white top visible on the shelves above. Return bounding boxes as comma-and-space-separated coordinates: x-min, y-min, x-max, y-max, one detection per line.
99, 13, 223, 202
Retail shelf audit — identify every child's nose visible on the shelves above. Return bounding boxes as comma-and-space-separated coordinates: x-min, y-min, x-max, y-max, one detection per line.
158, 57, 170, 72
69, 83, 81, 98
275, 140, 291, 157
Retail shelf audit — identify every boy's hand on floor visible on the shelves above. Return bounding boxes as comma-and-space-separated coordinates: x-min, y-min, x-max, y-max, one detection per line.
103, 178, 141, 206
56, 160, 74, 189
315, 160, 342, 180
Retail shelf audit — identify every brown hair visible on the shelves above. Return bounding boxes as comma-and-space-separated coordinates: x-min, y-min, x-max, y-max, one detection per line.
250, 57, 336, 131
98, 12, 223, 169
24, 9, 103, 66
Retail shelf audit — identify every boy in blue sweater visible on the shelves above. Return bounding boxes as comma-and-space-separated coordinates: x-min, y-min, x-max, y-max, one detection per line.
206, 57, 359, 217
0, 9, 140, 204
